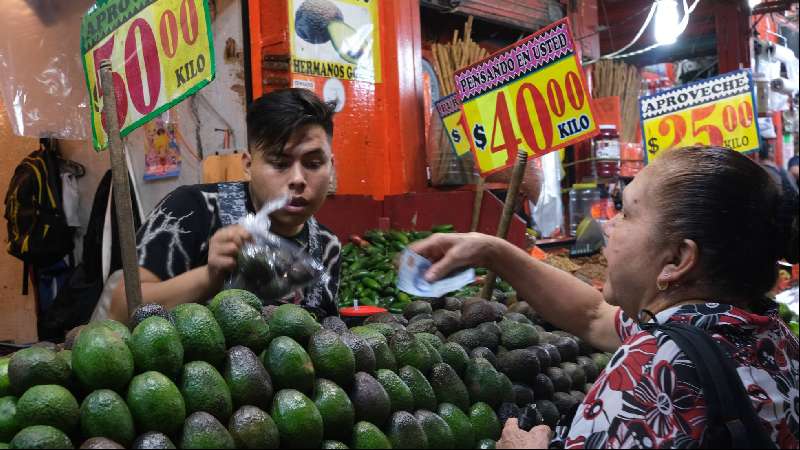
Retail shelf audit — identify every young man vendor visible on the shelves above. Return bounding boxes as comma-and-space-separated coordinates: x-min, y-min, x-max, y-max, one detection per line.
110, 88, 342, 321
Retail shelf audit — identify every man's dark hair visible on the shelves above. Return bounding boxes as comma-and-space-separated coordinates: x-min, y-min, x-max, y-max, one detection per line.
789, 155, 799, 169
247, 88, 335, 155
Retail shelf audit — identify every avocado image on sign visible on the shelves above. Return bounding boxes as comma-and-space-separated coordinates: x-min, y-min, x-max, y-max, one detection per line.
295, 0, 371, 64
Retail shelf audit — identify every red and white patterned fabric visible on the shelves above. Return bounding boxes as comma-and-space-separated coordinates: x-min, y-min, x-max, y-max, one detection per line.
565, 303, 799, 449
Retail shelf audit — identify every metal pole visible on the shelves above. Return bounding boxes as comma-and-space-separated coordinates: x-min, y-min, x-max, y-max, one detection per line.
481, 149, 528, 300
470, 178, 486, 232
100, 61, 143, 316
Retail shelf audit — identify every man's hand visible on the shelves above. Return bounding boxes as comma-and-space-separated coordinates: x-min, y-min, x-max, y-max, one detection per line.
207, 225, 252, 285
496, 419, 552, 449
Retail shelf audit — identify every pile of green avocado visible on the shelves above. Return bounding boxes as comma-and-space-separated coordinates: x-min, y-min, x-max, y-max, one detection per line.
0, 286, 611, 449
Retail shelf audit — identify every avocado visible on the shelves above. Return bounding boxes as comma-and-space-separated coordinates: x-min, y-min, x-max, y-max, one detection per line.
535, 400, 560, 428
477, 321, 501, 337
322, 440, 349, 449
477, 438, 496, 449
469, 402, 501, 441
209, 289, 263, 314
437, 403, 475, 449
322, 316, 348, 335
130, 304, 173, 328
552, 391, 579, 416
375, 369, 414, 413
576, 356, 599, 383
263, 337, 315, 394
439, 343, 470, 377
498, 373, 515, 404
261, 305, 279, 323
267, 304, 322, 345
403, 301, 432, 320
9, 425, 72, 449
447, 329, 485, 352
497, 402, 520, 425
0, 396, 19, 442
295, 0, 343, 44
488, 301, 508, 317
349, 327, 396, 371
507, 302, 536, 321
570, 390, 586, 404
338, 332, 376, 374
526, 346, 552, 369
512, 383, 535, 407
444, 297, 463, 311
414, 410, 454, 449
16, 385, 78, 433
213, 298, 271, 354
408, 315, 433, 327
308, 331, 355, 388
553, 337, 579, 363
271, 389, 324, 449
432, 310, 462, 336
97, 320, 132, 346
223, 346, 273, 410
351, 422, 391, 449
429, 363, 470, 412
500, 321, 539, 350
553, 333, 591, 357
545, 367, 572, 393
538, 332, 557, 345
387, 411, 429, 449
313, 379, 355, 441
460, 301, 502, 329
130, 317, 184, 379
364, 323, 397, 340
539, 343, 562, 367
126, 371, 186, 436
364, 312, 402, 326
560, 362, 587, 391
415, 333, 443, 351
80, 390, 134, 446
497, 349, 541, 385
0, 359, 10, 398
63, 326, 85, 351
228, 405, 279, 449
424, 341, 443, 365
407, 318, 438, 335
462, 297, 486, 309
8, 348, 70, 394
131, 432, 176, 449
80, 437, 124, 449
171, 303, 227, 368
389, 331, 433, 375
397, 366, 437, 411
470, 347, 497, 368
464, 358, 503, 408
179, 361, 232, 422
180, 411, 235, 449
532, 373, 555, 401
504, 312, 533, 325
591, 353, 611, 371
349, 372, 391, 426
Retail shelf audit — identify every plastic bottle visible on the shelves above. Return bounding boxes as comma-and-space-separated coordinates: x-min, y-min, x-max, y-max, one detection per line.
594, 125, 620, 180
569, 183, 601, 237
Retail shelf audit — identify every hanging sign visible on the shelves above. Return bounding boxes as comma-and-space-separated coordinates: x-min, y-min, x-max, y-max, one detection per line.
435, 94, 473, 157
289, 0, 382, 83
639, 69, 760, 161
81, 0, 216, 150
454, 19, 599, 175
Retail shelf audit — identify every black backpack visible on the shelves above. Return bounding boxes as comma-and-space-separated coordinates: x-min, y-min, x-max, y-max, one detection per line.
641, 322, 778, 449
4, 142, 74, 293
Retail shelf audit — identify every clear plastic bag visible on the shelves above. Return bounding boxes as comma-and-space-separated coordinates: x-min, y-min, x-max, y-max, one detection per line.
226, 195, 324, 303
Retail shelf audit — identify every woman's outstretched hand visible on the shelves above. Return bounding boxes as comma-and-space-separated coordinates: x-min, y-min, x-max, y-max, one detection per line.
408, 232, 499, 282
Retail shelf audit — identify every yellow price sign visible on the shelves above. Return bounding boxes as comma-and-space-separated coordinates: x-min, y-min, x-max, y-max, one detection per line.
640, 70, 760, 161
81, 0, 215, 150
454, 19, 599, 175
435, 94, 473, 157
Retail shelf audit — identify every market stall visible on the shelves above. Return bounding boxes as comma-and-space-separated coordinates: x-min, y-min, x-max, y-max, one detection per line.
0, 0, 798, 449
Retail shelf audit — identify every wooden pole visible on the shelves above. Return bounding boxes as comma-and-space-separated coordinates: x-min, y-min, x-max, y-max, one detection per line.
470, 177, 485, 232
481, 149, 528, 300
100, 61, 143, 316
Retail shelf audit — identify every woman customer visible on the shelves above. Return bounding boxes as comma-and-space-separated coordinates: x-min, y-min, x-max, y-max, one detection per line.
411, 146, 799, 449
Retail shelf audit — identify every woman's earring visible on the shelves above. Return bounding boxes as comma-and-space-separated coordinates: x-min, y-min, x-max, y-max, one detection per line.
657, 279, 669, 291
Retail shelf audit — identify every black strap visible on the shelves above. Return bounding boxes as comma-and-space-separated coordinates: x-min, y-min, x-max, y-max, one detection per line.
22, 260, 29, 296
643, 322, 776, 449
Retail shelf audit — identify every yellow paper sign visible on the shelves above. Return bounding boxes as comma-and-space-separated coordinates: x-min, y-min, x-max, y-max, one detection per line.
640, 70, 760, 160
454, 19, 598, 175
81, 0, 215, 150
435, 94, 473, 157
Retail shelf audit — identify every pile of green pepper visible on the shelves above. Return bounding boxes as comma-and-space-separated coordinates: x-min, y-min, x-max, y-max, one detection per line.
337, 225, 515, 313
